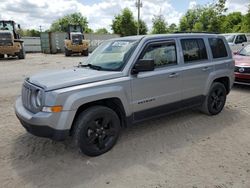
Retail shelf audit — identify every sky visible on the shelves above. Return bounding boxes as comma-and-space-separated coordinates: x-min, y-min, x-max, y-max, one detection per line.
0, 0, 249, 32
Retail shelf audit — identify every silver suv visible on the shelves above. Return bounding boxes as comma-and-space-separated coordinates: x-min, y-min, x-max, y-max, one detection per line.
15, 34, 234, 156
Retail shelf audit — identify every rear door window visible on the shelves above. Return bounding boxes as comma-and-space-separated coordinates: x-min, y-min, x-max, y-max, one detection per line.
181, 39, 208, 63
208, 38, 228, 59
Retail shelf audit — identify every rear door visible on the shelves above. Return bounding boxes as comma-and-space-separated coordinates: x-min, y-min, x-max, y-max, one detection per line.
179, 38, 213, 102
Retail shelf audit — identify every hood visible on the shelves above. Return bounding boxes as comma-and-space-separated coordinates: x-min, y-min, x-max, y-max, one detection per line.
234, 55, 250, 67
28, 67, 124, 91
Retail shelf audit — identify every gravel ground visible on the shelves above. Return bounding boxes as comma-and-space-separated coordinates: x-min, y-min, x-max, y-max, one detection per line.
0, 53, 250, 188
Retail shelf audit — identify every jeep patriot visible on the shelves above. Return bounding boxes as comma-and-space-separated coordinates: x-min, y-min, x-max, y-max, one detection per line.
15, 34, 234, 156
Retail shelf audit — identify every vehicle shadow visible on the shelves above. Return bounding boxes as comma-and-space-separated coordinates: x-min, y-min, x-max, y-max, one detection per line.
0, 57, 19, 61
233, 84, 250, 91
10, 107, 240, 187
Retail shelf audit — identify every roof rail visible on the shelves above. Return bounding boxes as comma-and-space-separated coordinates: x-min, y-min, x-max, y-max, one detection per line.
174, 31, 220, 34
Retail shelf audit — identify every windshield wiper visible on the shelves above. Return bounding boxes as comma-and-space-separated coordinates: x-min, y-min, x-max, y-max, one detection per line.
78, 63, 103, 70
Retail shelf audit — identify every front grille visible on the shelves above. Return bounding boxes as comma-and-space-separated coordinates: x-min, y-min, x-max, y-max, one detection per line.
21, 81, 43, 113
72, 39, 83, 45
72, 35, 83, 45
235, 66, 250, 73
0, 32, 13, 46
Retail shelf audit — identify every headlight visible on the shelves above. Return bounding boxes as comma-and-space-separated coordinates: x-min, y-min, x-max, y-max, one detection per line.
36, 90, 42, 107
31, 89, 42, 108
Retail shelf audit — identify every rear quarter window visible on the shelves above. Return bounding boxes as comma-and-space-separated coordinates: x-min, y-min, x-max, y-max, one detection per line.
209, 38, 228, 59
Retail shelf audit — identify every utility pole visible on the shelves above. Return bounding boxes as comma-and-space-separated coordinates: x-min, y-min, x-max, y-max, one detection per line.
39, 25, 42, 32
136, 0, 142, 35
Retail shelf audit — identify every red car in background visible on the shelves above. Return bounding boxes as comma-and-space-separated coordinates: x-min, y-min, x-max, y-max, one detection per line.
234, 44, 250, 85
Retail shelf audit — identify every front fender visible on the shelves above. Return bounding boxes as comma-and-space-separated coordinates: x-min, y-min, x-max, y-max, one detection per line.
72, 87, 129, 111
54, 81, 132, 117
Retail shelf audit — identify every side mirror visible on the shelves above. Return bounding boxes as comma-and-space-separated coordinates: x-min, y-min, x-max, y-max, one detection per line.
132, 59, 155, 75
18, 24, 21, 29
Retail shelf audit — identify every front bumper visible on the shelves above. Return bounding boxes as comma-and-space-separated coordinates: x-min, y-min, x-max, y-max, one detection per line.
18, 119, 68, 140
0, 44, 20, 55
66, 45, 88, 52
15, 97, 71, 141
234, 72, 250, 86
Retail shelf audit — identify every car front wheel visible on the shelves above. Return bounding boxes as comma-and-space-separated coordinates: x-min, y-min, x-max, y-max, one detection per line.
73, 106, 121, 156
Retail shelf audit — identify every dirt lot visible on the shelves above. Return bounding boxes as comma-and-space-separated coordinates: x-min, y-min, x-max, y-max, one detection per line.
0, 53, 250, 188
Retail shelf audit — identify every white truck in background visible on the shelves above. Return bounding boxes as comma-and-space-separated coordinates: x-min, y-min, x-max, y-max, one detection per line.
222, 33, 250, 53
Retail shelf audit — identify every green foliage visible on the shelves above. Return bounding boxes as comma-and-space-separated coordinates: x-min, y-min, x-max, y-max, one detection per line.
179, 7, 202, 32
241, 3, 250, 32
179, 0, 250, 33
85, 28, 94, 33
111, 8, 137, 36
179, 4, 221, 32
137, 19, 148, 35
19, 29, 40, 37
151, 15, 168, 34
95, 28, 109, 34
168, 23, 178, 33
221, 12, 243, 32
50, 12, 91, 33
215, 0, 228, 13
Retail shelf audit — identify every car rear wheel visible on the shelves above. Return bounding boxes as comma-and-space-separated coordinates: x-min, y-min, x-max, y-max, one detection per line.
73, 106, 121, 156
201, 82, 227, 115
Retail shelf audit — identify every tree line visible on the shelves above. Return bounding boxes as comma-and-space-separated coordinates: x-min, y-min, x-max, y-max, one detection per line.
23, 0, 250, 36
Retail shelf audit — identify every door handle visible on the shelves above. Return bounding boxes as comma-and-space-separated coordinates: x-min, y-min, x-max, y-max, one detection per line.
202, 67, 212, 71
168, 72, 179, 78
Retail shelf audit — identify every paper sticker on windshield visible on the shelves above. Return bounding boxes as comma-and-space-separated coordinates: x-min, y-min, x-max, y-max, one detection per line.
112, 41, 130, 47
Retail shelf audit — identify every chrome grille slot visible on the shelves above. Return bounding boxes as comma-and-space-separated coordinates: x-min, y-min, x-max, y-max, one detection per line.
22, 84, 31, 110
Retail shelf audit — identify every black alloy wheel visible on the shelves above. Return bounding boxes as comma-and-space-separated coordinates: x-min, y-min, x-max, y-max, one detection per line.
74, 106, 121, 156
202, 82, 227, 115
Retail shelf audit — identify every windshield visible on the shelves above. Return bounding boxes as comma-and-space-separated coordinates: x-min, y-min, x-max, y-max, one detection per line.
0, 22, 14, 31
239, 45, 250, 56
84, 39, 139, 71
224, 35, 235, 43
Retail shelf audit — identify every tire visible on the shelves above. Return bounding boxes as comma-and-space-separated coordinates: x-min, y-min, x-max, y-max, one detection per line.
0, 54, 4, 58
65, 48, 71, 57
201, 82, 227, 115
18, 44, 25, 59
73, 106, 121, 156
82, 49, 89, 56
